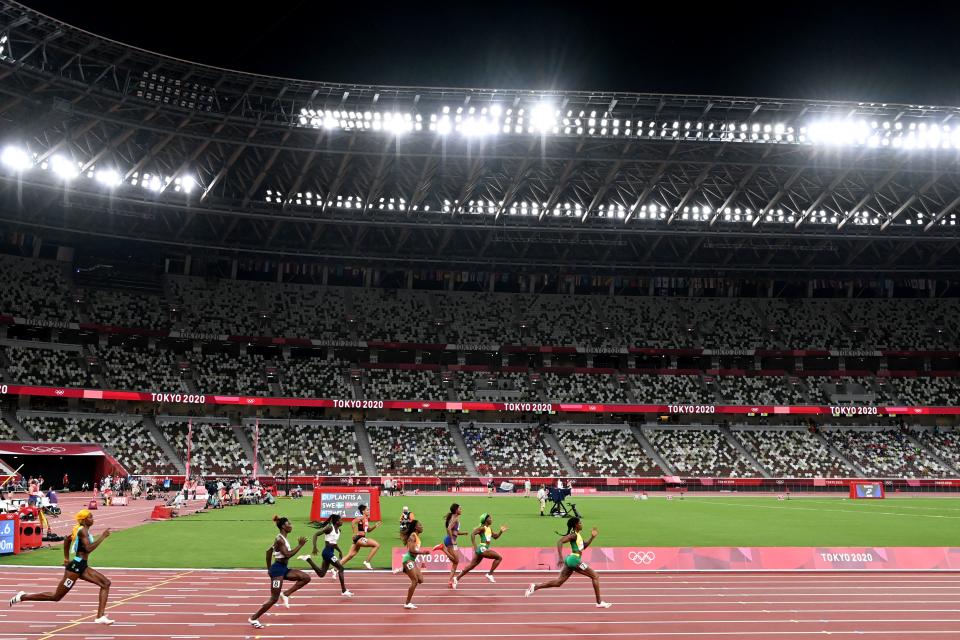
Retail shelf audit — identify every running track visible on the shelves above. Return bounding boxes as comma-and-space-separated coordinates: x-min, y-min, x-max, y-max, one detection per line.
3, 568, 960, 639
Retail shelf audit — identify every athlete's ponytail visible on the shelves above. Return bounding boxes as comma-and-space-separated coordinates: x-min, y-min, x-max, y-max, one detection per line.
400, 519, 419, 543
444, 503, 460, 527
556, 516, 580, 537
272, 515, 289, 530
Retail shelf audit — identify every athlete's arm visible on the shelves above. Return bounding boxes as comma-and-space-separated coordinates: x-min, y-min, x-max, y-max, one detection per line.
492, 525, 508, 539
86, 528, 112, 552
62, 532, 72, 565
557, 533, 574, 562
311, 531, 324, 555
281, 536, 308, 559
265, 545, 274, 570
582, 527, 599, 549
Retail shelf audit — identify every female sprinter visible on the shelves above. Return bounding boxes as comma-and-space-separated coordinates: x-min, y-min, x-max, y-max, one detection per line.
299, 514, 353, 597
9, 509, 115, 625
524, 516, 611, 608
399, 519, 429, 609
432, 503, 462, 589
248, 515, 312, 629
339, 504, 380, 570
455, 512, 508, 584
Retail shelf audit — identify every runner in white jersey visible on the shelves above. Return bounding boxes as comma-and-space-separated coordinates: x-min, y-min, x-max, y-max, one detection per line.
299, 513, 353, 596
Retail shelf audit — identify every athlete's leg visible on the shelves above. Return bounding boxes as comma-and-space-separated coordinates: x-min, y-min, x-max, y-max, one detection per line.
485, 550, 502, 574
17, 572, 77, 604
282, 569, 311, 597
573, 565, 604, 603
531, 566, 574, 593
79, 567, 111, 618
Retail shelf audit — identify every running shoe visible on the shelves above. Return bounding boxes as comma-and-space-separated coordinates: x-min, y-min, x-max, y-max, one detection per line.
280, 593, 290, 608
94, 616, 115, 625
330, 568, 338, 580
8, 591, 25, 607
451, 576, 458, 590
524, 583, 535, 597
297, 554, 312, 562
249, 618, 265, 629
596, 602, 613, 608
363, 561, 374, 570
341, 590, 354, 597
403, 603, 417, 609
485, 574, 496, 583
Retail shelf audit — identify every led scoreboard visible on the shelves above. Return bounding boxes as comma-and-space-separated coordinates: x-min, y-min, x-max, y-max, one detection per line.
309, 486, 381, 522
850, 482, 885, 499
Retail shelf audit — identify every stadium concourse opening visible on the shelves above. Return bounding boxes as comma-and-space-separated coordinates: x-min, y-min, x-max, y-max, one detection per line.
0, 442, 125, 487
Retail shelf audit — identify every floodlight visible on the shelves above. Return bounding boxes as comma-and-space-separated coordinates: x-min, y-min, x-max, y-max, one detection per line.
530, 103, 556, 132
147, 175, 162, 192
51, 155, 79, 180
95, 168, 121, 188
1, 146, 31, 171
180, 175, 196, 193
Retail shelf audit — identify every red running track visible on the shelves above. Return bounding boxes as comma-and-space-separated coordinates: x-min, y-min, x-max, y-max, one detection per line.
3, 568, 960, 639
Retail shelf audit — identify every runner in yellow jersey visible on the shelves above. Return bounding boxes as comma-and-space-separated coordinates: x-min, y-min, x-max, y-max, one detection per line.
399, 520, 428, 609
456, 513, 508, 584
524, 516, 611, 607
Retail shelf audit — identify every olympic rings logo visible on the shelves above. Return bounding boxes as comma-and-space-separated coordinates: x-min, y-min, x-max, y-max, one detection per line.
20, 445, 66, 454
628, 551, 656, 565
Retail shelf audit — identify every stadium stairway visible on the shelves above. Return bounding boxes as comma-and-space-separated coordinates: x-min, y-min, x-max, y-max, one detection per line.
904, 430, 959, 475
721, 425, 772, 478
0, 407, 34, 440
628, 423, 675, 475
446, 422, 478, 476
353, 421, 377, 475
230, 420, 260, 473
812, 429, 865, 476
543, 429, 577, 476
141, 414, 185, 474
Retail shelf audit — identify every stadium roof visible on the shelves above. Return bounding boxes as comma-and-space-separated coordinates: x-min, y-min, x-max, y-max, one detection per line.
0, 0, 959, 277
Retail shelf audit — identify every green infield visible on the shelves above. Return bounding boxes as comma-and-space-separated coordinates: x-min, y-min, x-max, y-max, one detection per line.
3, 495, 959, 569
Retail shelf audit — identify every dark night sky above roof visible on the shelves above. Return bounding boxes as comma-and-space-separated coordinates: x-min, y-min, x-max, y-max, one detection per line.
20, 0, 960, 106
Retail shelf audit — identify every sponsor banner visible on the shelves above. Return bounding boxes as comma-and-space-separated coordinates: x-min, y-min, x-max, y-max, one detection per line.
392, 546, 960, 572
14, 317, 80, 330
169, 330, 228, 341
4, 383, 960, 415
830, 349, 882, 357
78, 323, 168, 338
703, 349, 756, 356
310, 339, 368, 348
445, 343, 501, 352
575, 345, 629, 355
0, 441, 106, 456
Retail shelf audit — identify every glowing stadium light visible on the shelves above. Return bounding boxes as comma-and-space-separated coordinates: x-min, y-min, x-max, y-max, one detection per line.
94, 168, 121, 188
145, 174, 162, 192
530, 103, 557, 133
50, 155, 79, 180
176, 175, 196, 193
1, 146, 31, 171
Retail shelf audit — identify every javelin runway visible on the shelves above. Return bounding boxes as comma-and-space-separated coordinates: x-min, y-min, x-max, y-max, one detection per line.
3, 568, 960, 639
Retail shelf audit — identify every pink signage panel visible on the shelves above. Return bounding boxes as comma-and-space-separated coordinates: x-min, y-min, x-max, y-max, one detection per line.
391, 546, 960, 572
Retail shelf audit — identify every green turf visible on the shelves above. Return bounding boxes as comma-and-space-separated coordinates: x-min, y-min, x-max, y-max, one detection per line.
3, 495, 959, 569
